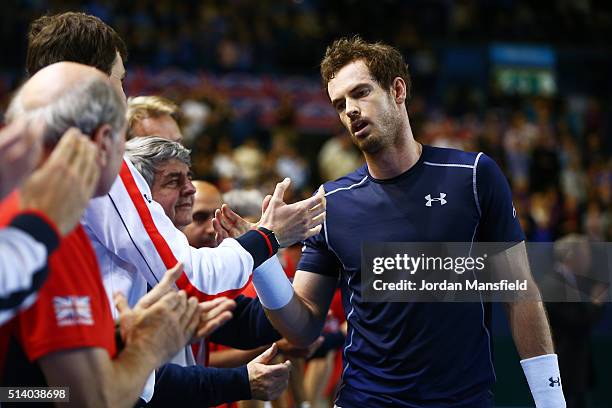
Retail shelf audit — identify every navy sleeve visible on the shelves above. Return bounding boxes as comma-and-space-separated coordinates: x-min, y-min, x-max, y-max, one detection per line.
209, 295, 281, 349
10, 212, 60, 254
236, 229, 279, 269
297, 223, 341, 277
475, 154, 525, 243
147, 364, 251, 407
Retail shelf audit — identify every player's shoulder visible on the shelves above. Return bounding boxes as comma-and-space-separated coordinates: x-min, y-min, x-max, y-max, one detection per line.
423, 146, 504, 184
423, 144, 484, 167
321, 164, 369, 197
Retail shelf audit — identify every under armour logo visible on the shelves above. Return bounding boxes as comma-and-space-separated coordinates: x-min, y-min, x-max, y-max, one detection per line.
425, 193, 447, 207
143, 193, 152, 203
549, 377, 561, 387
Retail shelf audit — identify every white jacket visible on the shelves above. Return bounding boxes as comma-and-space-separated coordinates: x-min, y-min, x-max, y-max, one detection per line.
82, 158, 256, 401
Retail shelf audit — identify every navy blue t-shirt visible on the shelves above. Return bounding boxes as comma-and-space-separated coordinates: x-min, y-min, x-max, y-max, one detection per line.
298, 145, 525, 408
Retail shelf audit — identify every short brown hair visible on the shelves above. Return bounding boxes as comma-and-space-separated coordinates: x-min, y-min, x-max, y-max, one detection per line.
320, 36, 411, 101
26, 12, 127, 76
126, 96, 179, 140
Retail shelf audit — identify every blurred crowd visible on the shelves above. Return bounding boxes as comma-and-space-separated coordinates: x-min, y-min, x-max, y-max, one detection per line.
0, 2, 611, 407
1, 1, 610, 246
2, 0, 611, 75
415, 95, 612, 243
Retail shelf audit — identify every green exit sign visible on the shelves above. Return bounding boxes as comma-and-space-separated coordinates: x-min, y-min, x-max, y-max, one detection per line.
494, 67, 556, 96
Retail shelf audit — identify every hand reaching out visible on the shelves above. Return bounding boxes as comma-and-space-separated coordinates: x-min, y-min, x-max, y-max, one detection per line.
247, 343, 291, 401
213, 179, 326, 247
212, 204, 253, 245
191, 297, 236, 341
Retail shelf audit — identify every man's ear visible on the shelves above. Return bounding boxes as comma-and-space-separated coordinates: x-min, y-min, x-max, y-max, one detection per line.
91, 124, 114, 167
391, 77, 407, 105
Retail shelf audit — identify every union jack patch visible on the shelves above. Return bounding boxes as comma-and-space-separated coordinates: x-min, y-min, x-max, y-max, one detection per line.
53, 296, 94, 326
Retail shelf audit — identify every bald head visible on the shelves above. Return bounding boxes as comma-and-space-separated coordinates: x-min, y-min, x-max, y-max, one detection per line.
6, 61, 127, 197
193, 181, 223, 206
183, 181, 223, 248
7, 62, 124, 132
19, 62, 109, 112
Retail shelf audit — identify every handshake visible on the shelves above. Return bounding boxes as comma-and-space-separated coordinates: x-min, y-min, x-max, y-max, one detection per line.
212, 178, 327, 246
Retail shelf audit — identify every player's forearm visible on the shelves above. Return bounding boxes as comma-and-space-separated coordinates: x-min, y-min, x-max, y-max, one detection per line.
252, 259, 332, 347
265, 294, 326, 347
509, 301, 567, 407
494, 243, 554, 357
506, 301, 554, 358
149, 363, 251, 407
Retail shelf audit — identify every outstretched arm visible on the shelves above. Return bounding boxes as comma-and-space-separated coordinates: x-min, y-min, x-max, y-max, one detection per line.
83, 170, 325, 303
212, 188, 335, 347
150, 344, 290, 407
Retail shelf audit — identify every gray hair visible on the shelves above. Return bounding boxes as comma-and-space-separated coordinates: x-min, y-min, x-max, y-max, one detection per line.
6, 77, 126, 144
125, 136, 191, 187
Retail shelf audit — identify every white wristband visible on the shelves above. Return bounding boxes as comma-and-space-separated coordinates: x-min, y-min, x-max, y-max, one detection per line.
252, 255, 294, 310
520, 354, 566, 408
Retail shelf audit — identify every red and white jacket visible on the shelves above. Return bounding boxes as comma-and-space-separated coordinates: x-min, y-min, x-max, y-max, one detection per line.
82, 158, 264, 401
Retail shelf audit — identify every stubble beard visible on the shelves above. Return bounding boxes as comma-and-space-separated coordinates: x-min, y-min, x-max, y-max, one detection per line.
352, 107, 401, 155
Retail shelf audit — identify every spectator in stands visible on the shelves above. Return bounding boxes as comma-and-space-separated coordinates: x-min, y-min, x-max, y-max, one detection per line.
124, 136, 196, 229
183, 180, 223, 248
318, 130, 362, 182
542, 234, 607, 408
127, 95, 182, 142
503, 111, 538, 188
234, 138, 265, 186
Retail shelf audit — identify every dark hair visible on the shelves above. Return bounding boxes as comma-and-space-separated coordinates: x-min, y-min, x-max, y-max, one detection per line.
320, 36, 411, 101
26, 12, 128, 76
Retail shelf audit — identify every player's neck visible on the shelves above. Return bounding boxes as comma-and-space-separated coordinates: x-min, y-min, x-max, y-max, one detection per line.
365, 128, 421, 180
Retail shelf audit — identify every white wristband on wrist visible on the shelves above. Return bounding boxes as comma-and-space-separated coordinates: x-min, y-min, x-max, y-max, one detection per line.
252, 255, 294, 310
520, 353, 566, 408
